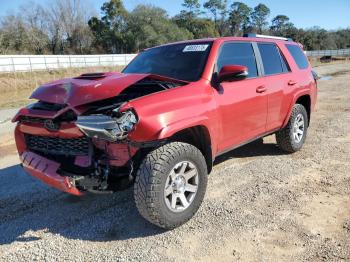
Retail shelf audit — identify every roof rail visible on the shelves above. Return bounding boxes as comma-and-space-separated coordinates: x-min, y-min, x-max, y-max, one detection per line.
243, 33, 293, 41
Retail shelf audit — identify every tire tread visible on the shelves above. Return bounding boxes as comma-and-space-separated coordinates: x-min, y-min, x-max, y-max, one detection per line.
134, 142, 207, 229
276, 103, 308, 152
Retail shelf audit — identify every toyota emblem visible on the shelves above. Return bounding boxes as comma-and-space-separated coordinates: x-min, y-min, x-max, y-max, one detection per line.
44, 119, 60, 131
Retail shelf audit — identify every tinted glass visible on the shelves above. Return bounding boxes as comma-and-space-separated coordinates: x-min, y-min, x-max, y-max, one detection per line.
258, 43, 286, 75
217, 42, 258, 78
286, 44, 309, 69
279, 50, 290, 72
123, 42, 212, 82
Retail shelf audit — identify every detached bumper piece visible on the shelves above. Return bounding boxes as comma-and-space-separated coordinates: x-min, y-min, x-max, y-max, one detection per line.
21, 151, 83, 196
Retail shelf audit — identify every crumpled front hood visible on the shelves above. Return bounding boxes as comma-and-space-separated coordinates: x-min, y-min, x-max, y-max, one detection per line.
30, 72, 153, 107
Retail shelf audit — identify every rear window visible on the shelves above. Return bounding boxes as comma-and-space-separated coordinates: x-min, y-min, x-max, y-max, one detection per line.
258, 43, 288, 75
286, 44, 309, 69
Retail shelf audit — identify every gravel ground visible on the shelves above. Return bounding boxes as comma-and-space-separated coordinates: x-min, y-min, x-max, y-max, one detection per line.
0, 63, 349, 261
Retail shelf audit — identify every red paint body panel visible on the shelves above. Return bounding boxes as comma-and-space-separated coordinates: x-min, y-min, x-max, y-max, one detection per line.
21, 151, 83, 196
215, 78, 268, 151
13, 36, 317, 195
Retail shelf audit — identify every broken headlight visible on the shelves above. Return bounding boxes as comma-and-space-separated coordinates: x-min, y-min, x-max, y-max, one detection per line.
113, 109, 137, 132
75, 109, 138, 141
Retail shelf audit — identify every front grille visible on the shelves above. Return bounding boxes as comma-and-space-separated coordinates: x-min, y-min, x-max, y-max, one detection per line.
20, 110, 77, 126
20, 116, 46, 124
25, 134, 90, 156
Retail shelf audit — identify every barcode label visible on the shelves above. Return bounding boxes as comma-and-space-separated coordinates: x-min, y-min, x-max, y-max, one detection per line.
183, 44, 209, 52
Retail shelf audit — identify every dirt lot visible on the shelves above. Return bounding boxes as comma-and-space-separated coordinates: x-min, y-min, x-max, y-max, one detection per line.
0, 63, 349, 261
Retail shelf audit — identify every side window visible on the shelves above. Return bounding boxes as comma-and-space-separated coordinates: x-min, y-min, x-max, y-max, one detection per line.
258, 43, 287, 75
217, 42, 258, 78
286, 44, 309, 69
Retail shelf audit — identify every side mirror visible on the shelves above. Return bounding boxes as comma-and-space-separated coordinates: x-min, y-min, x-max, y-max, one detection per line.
218, 65, 248, 83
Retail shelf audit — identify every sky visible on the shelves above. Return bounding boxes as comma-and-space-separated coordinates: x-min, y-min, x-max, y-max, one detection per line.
0, 0, 349, 30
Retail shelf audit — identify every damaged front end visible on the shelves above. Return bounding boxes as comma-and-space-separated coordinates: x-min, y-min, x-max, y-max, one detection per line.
68, 107, 140, 194
14, 73, 185, 195
15, 109, 140, 195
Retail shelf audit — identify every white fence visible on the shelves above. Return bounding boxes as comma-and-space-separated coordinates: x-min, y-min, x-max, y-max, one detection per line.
0, 54, 137, 73
305, 49, 350, 57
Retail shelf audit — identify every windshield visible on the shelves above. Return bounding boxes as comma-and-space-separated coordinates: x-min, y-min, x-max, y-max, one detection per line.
122, 42, 213, 82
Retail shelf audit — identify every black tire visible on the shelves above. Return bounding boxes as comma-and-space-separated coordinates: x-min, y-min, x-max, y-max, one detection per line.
134, 142, 208, 229
276, 103, 308, 153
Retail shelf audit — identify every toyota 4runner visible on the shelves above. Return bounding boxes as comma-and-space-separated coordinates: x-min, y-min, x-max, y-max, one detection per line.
13, 34, 317, 229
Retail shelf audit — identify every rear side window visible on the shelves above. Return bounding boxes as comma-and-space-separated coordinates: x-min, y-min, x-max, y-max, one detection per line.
258, 43, 289, 75
217, 42, 258, 78
286, 44, 309, 69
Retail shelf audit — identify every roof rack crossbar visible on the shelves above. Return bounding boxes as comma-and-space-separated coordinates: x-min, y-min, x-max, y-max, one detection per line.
243, 33, 293, 41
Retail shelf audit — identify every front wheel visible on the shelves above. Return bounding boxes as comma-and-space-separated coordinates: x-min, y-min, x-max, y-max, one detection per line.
134, 142, 208, 229
276, 103, 308, 152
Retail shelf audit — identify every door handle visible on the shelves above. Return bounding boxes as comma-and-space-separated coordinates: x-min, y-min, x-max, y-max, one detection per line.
288, 80, 297, 85
256, 86, 267, 93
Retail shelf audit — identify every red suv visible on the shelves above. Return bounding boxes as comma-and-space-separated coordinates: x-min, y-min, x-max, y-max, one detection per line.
13, 34, 317, 229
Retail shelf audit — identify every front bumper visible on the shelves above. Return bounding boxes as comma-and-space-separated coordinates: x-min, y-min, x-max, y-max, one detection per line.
15, 120, 139, 195
21, 151, 83, 196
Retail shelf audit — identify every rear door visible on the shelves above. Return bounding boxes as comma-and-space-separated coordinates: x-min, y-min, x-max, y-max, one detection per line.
256, 42, 292, 131
214, 41, 268, 152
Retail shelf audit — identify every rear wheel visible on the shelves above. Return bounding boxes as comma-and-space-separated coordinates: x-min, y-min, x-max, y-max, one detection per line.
276, 104, 308, 152
134, 142, 208, 229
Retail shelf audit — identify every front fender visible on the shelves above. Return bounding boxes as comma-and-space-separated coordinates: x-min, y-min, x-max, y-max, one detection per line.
158, 116, 211, 139
129, 113, 217, 156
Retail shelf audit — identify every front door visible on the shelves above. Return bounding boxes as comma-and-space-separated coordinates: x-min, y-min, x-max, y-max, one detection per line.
214, 42, 268, 152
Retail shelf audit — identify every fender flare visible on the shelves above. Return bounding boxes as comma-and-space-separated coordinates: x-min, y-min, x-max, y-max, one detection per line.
282, 90, 311, 128
158, 115, 212, 139
157, 115, 217, 160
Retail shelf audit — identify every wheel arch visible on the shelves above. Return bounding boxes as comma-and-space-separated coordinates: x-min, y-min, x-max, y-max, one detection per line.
295, 95, 311, 125
283, 92, 311, 128
169, 125, 213, 174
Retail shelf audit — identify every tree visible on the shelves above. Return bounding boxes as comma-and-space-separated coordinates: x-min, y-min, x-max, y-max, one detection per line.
182, 0, 201, 16
203, 0, 228, 36
228, 2, 251, 36
0, 15, 27, 54
251, 3, 270, 34
299, 27, 337, 50
173, 11, 218, 39
42, 0, 95, 54
174, 0, 218, 39
127, 5, 193, 52
331, 28, 350, 49
19, 3, 49, 54
88, 0, 128, 53
270, 15, 295, 36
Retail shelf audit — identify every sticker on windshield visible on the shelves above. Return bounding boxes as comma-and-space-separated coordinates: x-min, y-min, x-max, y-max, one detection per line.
183, 44, 209, 52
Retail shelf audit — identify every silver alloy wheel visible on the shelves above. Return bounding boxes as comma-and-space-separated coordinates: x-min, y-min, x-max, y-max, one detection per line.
164, 161, 199, 213
293, 113, 305, 143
